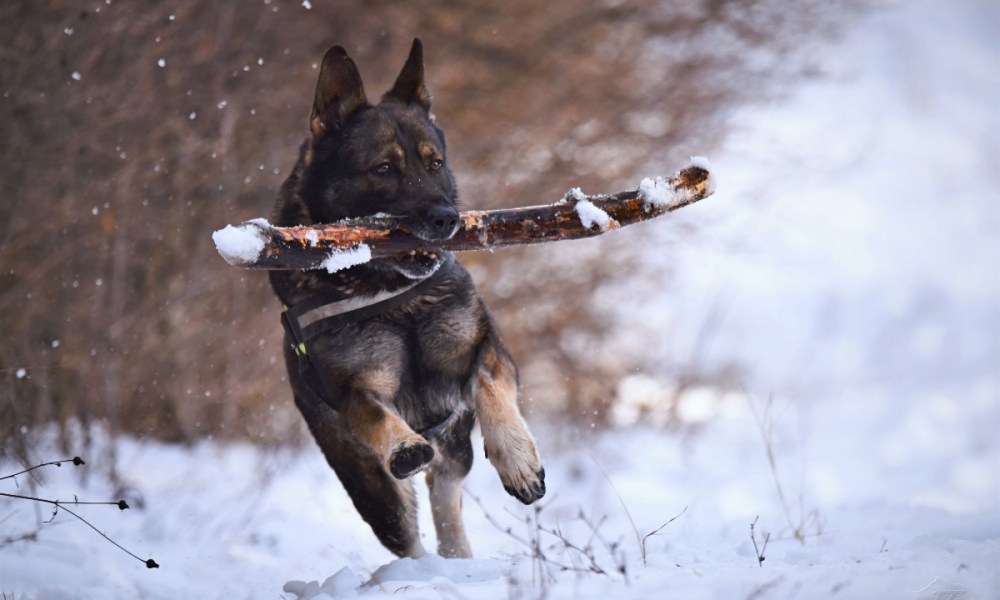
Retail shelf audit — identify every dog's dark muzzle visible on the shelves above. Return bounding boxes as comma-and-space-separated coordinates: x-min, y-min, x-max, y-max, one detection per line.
410, 203, 460, 242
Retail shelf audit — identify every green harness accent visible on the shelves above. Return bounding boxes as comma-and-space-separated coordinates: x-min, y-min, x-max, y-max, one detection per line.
281, 306, 308, 356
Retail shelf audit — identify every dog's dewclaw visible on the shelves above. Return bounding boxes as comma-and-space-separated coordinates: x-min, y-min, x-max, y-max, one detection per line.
214, 158, 716, 270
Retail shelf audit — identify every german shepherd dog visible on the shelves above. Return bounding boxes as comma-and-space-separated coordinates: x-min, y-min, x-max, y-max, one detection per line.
268, 39, 545, 559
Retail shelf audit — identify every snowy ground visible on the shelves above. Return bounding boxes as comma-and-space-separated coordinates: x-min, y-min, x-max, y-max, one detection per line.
1, 401, 996, 599
2, 0, 998, 598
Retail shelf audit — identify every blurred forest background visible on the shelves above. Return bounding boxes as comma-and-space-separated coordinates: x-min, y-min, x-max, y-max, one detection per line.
0, 0, 865, 462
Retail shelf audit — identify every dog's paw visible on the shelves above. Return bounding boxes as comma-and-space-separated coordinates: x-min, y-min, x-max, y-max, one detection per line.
485, 434, 546, 505
503, 465, 546, 505
389, 440, 435, 479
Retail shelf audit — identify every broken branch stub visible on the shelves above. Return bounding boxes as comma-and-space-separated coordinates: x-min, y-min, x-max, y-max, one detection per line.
213, 160, 715, 271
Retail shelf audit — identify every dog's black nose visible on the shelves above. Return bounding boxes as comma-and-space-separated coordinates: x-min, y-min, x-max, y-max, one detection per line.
424, 204, 460, 241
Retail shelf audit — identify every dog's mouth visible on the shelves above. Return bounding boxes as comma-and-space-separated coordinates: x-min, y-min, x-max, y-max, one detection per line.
380, 249, 446, 280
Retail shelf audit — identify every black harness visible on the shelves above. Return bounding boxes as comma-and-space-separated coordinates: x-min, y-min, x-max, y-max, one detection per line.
280, 255, 462, 439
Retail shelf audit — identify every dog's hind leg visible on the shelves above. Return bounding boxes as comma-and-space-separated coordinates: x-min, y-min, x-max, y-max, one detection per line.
335, 454, 426, 558
296, 396, 427, 558
472, 331, 546, 505
426, 411, 475, 558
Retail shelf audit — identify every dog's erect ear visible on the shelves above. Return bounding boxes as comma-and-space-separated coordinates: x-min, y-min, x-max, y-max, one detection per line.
310, 46, 368, 138
383, 38, 431, 111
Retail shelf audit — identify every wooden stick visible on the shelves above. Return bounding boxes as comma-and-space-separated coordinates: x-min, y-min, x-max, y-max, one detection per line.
213, 159, 715, 271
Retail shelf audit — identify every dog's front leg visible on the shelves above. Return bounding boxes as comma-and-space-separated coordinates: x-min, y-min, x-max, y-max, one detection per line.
473, 338, 546, 504
342, 388, 435, 479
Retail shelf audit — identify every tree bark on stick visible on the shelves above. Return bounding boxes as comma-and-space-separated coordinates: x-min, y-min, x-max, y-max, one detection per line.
213, 161, 715, 270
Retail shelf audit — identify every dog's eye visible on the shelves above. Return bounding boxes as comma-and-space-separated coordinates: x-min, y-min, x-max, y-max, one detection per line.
373, 162, 393, 176
428, 158, 443, 172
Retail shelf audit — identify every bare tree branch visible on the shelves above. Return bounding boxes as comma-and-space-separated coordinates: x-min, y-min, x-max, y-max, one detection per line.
1, 458, 159, 569
213, 161, 715, 271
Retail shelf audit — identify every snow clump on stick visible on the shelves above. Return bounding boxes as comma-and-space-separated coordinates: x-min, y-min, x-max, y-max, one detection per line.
321, 244, 372, 273
575, 199, 615, 231
212, 219, 270, 265
640, 156, 715, 208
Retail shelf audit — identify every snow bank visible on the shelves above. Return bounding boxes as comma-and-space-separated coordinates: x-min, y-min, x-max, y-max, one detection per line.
212, 219, 269, 265
284, 567, 364, 599
365, 555, 511, 588
320, 244, 371, 273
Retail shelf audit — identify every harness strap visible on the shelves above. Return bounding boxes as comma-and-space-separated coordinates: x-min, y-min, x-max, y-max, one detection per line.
418, 407, 468, 439
281, 255, 460, 439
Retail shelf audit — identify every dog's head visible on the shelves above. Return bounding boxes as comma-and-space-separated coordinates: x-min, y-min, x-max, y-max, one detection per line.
299, 39, 458, 278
